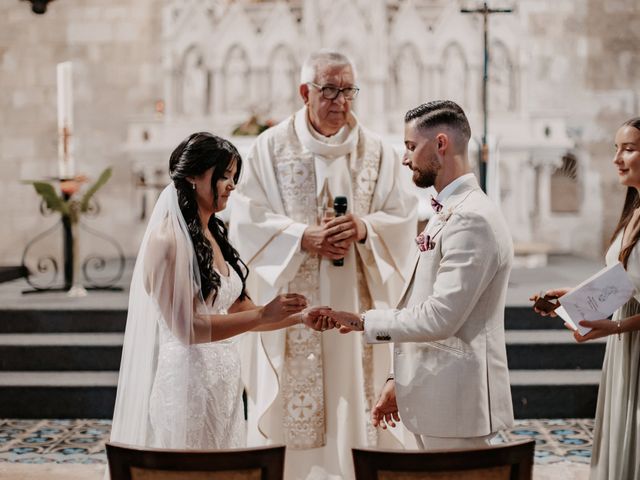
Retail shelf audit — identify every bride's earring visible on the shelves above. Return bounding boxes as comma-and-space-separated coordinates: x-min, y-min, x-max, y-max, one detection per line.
191, 183, 196, 190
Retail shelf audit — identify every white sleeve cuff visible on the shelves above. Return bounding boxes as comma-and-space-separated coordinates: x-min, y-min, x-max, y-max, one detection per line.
363, 309, 394, 344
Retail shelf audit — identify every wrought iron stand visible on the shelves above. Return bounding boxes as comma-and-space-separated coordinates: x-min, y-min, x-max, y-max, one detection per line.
21, 193, 125, 295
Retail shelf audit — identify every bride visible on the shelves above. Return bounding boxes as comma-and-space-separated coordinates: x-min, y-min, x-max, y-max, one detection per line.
108, 132, 330, 456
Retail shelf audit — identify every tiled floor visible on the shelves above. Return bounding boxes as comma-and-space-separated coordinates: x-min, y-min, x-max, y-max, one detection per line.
0, 418, 594, 465
0, 418, 593, 479
496, 419, 593, 465
0, 419, 109, 464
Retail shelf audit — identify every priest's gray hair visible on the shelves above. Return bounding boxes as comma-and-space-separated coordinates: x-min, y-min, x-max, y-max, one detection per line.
300, 49, 357, 84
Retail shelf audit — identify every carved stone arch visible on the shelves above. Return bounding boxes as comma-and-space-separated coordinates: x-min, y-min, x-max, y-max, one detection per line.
550, 152, 581, 213
489, 40, 516, 112
391, 43, 423, 113
440, 42, 468, 109
222, 44, 251, 113
268, 45, 298, 117
202, 0, 230, 25
179, 45, 210, 116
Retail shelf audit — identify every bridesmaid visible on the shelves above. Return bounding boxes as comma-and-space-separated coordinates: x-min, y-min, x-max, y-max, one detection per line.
533, 117, 640, 479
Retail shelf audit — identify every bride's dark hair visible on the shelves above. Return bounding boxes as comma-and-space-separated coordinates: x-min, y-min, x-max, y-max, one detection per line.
169, 132, 249, 301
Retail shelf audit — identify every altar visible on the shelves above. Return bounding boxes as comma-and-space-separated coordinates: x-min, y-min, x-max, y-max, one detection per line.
121, 0, 602, 260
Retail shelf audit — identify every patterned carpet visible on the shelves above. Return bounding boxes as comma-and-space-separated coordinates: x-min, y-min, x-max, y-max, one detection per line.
0, 418, 594, 465
496, 419, 593, 465
0, 419, 108, 464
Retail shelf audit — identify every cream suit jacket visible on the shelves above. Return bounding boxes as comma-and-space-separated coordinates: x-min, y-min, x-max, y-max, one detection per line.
364, 175, 514, 437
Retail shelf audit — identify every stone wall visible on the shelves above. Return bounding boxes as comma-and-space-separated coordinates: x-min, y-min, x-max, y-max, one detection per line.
584, 0, 640, 253
0, 0, 162, 265
525, 0, 639, 256
1, 0, 639, 266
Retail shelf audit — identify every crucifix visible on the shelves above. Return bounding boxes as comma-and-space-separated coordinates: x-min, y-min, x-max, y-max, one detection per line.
461, 2, 513, 193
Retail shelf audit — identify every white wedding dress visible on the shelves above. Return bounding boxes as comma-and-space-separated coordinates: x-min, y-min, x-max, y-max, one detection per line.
106, 185, 249, 480
148, 263, 246, 449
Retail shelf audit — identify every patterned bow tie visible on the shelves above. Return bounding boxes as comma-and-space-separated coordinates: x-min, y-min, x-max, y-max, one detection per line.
430, 196, 443, 213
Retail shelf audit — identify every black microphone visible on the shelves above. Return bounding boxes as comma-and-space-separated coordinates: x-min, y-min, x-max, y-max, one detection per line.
333, 196, 348, 267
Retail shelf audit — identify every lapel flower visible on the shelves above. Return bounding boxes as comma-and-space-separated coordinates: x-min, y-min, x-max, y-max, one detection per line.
437, 206, 455, 224
415, 233, 435, 252
416, 205, 457, 252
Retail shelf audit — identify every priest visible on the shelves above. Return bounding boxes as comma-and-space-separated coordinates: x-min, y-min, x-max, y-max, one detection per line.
229, 49, 417, 479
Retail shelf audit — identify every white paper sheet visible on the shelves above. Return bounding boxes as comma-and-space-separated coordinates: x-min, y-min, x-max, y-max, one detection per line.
558, 262, 635, 336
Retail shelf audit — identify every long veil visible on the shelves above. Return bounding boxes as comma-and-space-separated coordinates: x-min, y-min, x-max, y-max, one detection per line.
109, 183, 210, 449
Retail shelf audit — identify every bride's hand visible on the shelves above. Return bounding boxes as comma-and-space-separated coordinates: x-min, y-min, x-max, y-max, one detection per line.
260, 293, 308, 324
300, 306, 334, 331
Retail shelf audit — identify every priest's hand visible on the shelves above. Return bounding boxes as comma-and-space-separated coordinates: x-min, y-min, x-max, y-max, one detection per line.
300, 306, 336, 331
302, 225, 349, 260
372, 379, 400, 429
325, 213, 367, 248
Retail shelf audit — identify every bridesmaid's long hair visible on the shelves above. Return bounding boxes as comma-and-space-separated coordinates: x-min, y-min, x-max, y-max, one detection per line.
169, 132, 249, 301
610, 117, 640, 268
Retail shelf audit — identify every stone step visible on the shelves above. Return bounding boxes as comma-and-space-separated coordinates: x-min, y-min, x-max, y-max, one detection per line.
512, 385, 597, 418
0, 309, 126, 334
0, 372, 118, 418
0, 333, 123, 371
0, 330, 604, 371
505, 306, 566, 330
0, 370, 599, 419
0, 371, 119, 386
0, 333, 124, 346
0, 309, 603, 418
510, 370, 601, 419
0, 306, 560, 334
505, 330, 606, 370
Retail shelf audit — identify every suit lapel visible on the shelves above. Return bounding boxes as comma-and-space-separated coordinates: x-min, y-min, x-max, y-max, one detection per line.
395, 176, 481, 309
396, 248, 420, 307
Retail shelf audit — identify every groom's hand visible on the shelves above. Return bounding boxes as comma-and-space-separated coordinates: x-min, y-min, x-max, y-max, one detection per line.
327, 310, 363, 332
301, 306, 335, 331
372, 379, 400, 429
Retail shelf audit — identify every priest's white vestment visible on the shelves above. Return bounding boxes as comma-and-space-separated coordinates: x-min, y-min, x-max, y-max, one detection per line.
229, 107, 417, 479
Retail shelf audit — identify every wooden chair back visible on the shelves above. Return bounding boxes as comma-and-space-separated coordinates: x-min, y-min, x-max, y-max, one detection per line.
352, 440, 535, 480
106, 443, 285, 480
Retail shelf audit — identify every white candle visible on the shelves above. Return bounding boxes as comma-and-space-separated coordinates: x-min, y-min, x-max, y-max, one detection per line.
57, 61, 74, 179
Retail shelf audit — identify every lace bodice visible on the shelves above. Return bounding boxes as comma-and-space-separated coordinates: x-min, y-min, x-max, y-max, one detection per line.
149, 262, 246, 449
205, 264, 244, 315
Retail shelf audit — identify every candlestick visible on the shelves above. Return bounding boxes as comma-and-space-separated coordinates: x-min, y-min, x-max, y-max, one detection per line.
57, 61, 74, 179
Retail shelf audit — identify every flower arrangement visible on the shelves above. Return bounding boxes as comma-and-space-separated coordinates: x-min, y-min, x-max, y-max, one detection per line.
24, 167, 112, 224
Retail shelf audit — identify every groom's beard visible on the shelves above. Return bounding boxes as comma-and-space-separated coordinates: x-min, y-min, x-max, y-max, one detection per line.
413, 153, 440, 189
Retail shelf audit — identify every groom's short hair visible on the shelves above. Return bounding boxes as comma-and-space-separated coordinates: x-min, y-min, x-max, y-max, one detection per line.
405, 100, 471, 146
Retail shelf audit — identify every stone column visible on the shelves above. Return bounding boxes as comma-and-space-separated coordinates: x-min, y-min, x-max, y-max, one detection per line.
212, 68, 224, 116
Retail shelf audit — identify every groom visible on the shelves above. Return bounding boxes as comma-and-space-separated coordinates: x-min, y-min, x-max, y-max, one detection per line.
331, 100, 514, 449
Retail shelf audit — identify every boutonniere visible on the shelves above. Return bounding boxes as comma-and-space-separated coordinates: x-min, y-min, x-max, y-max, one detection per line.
437, 206, 455, 224
416, 206, 458, 252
